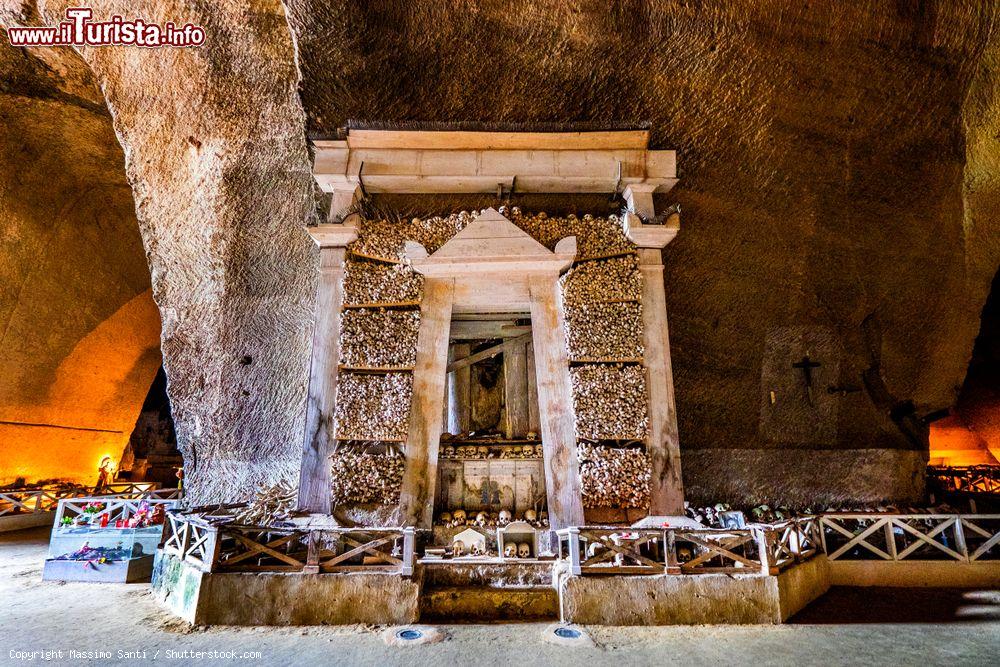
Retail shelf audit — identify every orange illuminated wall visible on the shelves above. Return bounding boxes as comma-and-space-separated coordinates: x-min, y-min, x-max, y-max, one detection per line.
0, 290, 162, 486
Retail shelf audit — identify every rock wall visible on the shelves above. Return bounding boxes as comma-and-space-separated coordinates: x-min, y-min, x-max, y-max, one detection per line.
32, 0, 319, 503
0, 7, 161, 486
286, 0, 1000, 504
4, 1, 999, 505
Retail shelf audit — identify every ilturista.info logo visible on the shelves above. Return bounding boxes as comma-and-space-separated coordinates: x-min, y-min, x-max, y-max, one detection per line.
7, 7, 205, 47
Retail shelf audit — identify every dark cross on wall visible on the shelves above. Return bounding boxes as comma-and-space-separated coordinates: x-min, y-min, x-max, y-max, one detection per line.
792, 354, 822, 406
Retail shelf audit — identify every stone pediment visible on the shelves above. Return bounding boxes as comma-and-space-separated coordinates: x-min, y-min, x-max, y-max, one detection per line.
404, 208, 575, 276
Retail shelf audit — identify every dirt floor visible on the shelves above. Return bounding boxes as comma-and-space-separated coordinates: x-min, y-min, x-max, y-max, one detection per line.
2, 527, 998, 666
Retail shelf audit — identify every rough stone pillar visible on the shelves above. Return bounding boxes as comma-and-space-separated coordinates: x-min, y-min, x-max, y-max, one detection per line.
638, 246, 685, 515
396, 279, 455, 527
447, 342, 472, 435
297, 224, 357, 512
528, 275, 585, 529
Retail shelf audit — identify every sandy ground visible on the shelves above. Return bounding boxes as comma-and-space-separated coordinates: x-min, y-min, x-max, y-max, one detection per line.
2, 527, 998, 667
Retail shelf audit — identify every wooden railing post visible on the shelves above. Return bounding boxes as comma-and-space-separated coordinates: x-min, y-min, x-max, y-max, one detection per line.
755, 528, 772, 575
567, 527, 582, 576
665, 529, 680, 574
401, 527, 415, 576
884, 518, 898, 561
304, 531, 320, 574
953, 517, 970, 562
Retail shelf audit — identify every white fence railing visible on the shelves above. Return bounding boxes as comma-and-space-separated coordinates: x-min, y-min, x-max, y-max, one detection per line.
819, 513, 1000, 563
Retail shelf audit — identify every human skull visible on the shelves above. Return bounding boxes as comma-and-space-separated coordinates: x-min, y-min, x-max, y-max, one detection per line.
534, 445, 544, 457
452, 540, 465, 557
523, 509, 537, 523
539, 511, 549, 526
452, 509, 466, 526
470, 542, 484, 556
475, 511, 487, 526
517, 542, 531, 558
498, 510, 512, 526
438, 512, 452, 526
503, 543, 517, 558
477, 446, 489, 459
443, 446, 455, 458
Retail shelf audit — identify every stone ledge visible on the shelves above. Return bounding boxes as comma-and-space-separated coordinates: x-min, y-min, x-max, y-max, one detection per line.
151, 551, 420, 625
830, 560, 1000, 588
558, 556, 830, 625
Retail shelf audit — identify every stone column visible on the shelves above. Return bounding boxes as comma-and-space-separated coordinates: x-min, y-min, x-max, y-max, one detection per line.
626, 208, 686, 517
396, 278, 455, 527
528, 275, 585, 529
297, 224, 357, 513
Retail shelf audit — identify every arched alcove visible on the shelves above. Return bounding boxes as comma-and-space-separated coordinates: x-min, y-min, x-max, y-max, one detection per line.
929, 269, 1000, 466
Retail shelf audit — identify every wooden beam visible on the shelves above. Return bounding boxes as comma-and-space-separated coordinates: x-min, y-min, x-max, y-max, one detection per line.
342, 129, 651, 151
447, 343, 471, 435
297, 246, 349, 513
396, 279, 454, 528
504, 339, 529, 439
639, 248, 685, 515
445, 333, 531, 373
449, 320, 528, 340
528, 275, 585, 529
527, 342, 540, 434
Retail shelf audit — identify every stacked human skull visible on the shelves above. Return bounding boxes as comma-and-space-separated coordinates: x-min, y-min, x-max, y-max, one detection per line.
333, 372, 412, 441
329, 447, 405, 505
563, 301, 644, 360
343, 259, 423, 305
340, 308, 420, 367
577, 442, 651, 508
570, 365, 649, 439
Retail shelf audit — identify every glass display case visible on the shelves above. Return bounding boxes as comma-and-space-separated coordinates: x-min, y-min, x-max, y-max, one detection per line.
43, 495, 179, 583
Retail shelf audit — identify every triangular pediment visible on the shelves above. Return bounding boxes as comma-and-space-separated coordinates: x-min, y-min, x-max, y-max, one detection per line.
431, 208, 551, 260
403, 208, 576, 276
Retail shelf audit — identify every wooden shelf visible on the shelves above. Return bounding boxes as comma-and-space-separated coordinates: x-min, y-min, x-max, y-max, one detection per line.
439, 457, 542, 462
573, 250, 637, 264
342, 301, 421, 310
569, 358, 644, 364
349, 250, 405, 265
335, 437, 406, 444
339, 365, 415, 373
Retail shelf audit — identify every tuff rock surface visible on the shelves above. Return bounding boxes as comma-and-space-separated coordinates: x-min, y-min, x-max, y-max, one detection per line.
2, 1, 1000, 504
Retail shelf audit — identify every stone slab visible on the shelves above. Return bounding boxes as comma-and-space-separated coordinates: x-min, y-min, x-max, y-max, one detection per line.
0, 512, 54, 533
830, 560, 1000, 588
558, 556, 830, 625
43, 555, 153, 583
152, 551, 420, 626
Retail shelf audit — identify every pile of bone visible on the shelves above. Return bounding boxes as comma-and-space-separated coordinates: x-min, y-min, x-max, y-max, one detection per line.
329, 448, 405, 505
343, 260, 423, 305
334, 372, 412, 441
235, 481, 297, 526
577, 443, 651, 509
685, 503, 736, 528
561, 254, 642, 305
351, 212, 472, 260
436, 508, 549, 529
340, 308, 420, 367
503, 207, 635, 257
564, 301, 644, 360
570, 364, 649, 439
439, 444, 543, 460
